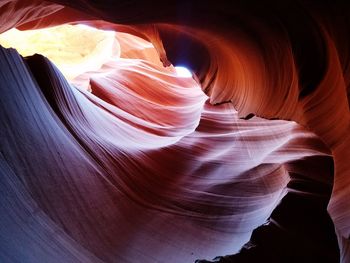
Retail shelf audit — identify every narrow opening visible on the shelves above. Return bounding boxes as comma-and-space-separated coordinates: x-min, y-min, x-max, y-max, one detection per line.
174, 66, 192, 78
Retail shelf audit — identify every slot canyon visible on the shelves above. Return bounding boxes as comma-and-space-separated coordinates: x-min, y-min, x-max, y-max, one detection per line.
0, 1, 349, 262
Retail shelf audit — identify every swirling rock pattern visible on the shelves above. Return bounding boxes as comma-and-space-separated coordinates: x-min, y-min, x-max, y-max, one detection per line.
0, 1, 349, 262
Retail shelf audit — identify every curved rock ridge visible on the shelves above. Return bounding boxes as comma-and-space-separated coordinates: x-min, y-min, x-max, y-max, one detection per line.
0, 1, 349, 262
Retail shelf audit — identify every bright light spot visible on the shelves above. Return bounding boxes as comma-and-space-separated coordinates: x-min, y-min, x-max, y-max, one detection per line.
0, 25, 117, 80
174, 66, 192, 78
